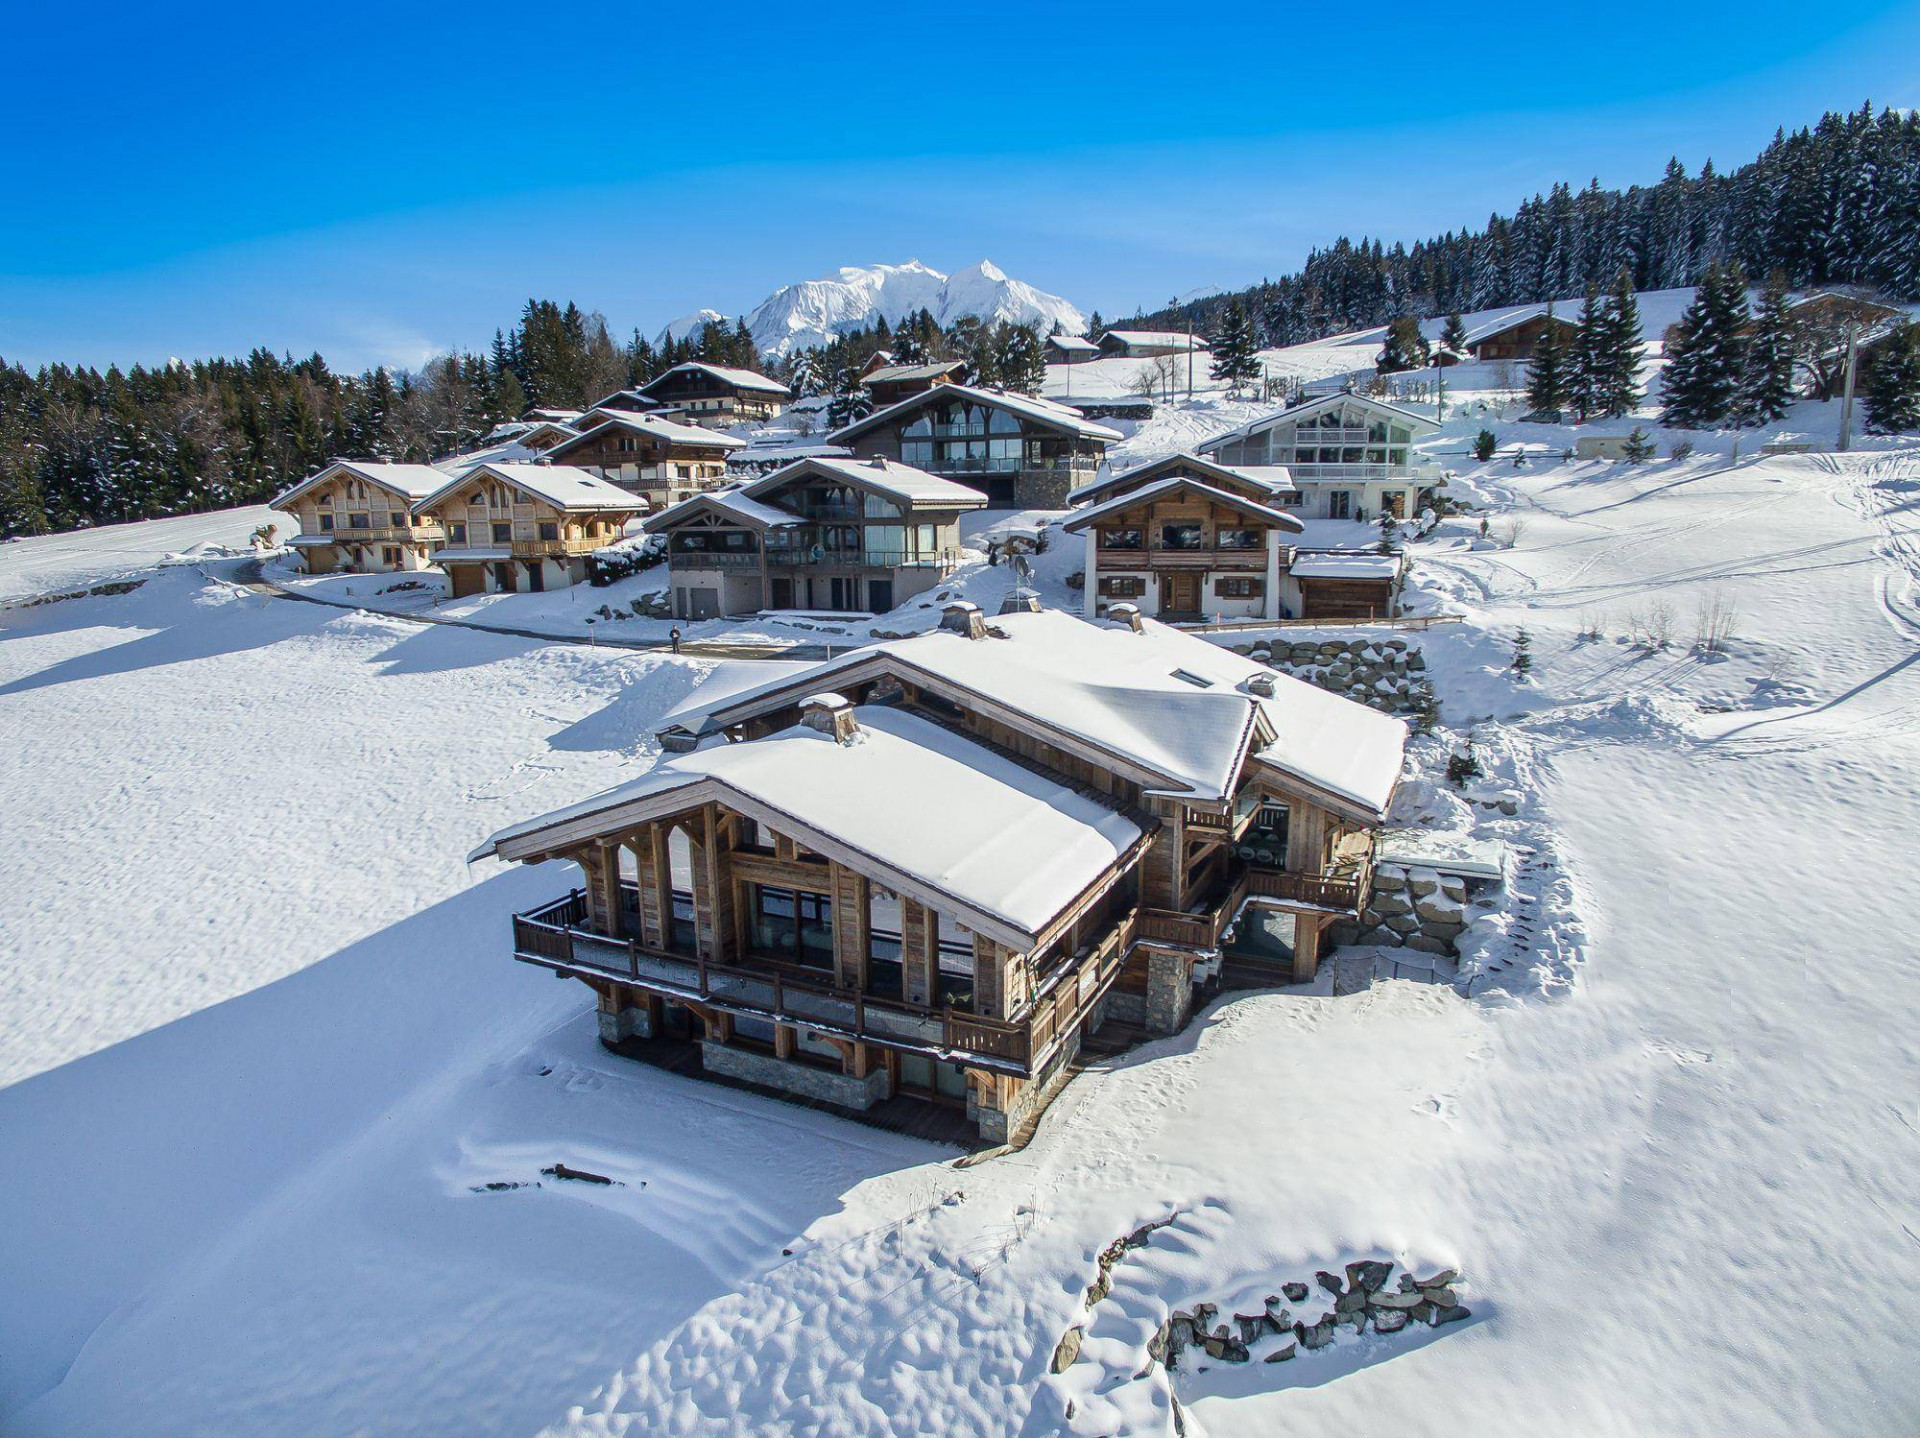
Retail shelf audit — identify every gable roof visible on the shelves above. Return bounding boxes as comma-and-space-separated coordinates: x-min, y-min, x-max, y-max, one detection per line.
271, 461, 451, 510
1197, 392, 1440, 453
473, 704, 1145, 951
1045, 334, 1100, 353
1460, 305, 1583, 348
638, 362, 792, 398
1061, 476, 1305, 534
861, 360, 967, 386
643, 487, 805, 533
1067, 452, 1293, 507
548, 409, 747, 455
416, 462, 646, 515
827, 383, 1122, 445
1100, 330, 1210, 350
659, 607, 1405, 817
743, 455, 989, 509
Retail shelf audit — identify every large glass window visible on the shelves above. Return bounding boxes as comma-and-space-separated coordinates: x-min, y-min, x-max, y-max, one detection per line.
751, 885, 834, 969
492, 521, 512, 543
864, 524, 905, 565
1216, 527, 1263, 550
988, 408, 1022, 435
1099, 527, 1144, 550
1159, 523, 1203, 550
670, 529, 757, 554
863, 493, 902, 519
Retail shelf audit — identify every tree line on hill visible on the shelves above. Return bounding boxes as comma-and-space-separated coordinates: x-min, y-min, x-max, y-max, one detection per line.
1123, 103, 1920, 347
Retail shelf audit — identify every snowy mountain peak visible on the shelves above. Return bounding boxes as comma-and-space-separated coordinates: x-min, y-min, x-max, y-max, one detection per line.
662, 261, 1085, 356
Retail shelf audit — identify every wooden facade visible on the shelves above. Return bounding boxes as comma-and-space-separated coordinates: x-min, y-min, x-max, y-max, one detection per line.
637, 363, 791, 429
1463, 311, 1581, 362
1199, 393, 1442, 522
831, 384, 1118, 508
543, 413, 740, 509
645, 458, 986, 619
414, 465, 643, 596
486, 609, 1399, 1142
270, 463, 447, 576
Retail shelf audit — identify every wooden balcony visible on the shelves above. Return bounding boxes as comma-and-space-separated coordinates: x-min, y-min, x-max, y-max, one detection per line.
510, 892, 1139, 1077
1136, 861, 1369, 953
1095, 547, 1266, 570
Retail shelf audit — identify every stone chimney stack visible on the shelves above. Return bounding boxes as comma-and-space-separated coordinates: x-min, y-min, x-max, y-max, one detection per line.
1107, 602, 1144, 633
800, 692, 859, 744
940, 601, 987, 640
1244, 671, 1277, 698
997, 593, 1042, 616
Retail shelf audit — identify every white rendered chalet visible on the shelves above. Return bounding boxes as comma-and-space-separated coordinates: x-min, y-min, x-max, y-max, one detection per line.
474, 603, 1407, 1143
1198, 392, 1442, 523
270, 461, 451, 575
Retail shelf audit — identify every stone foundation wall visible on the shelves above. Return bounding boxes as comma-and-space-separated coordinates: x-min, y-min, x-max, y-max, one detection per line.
1143, 948, 1195, 1035
1219, 633, 1432, 716
1325, 863, 1471, 955
700, 1041, 892, 1110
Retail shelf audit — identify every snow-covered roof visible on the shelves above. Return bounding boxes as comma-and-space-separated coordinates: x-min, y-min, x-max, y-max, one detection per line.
661, 608, 1405, 816
428, 547, 515, 563
416, 463, 646, 515
1198, 392, 1440, 451
640, 362, 792, 398
861, 361, 965, 385
270, 461, 450, 510
1060, 476, 1305, 534
643, 487, 805, 533
1046, 334, 1100, 352
473, 705, 1145, 950
745, 455, 989, 509
1288, 552, 1404, 580
551, 409, 747, 452
827, 384, 1122, 445
1067, 452, 1293, 506
1460, 305, 1582, 348
1101, 331, 1210, 350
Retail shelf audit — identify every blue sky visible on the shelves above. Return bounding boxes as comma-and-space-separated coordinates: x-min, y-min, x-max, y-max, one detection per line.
6, 0, 1917, 372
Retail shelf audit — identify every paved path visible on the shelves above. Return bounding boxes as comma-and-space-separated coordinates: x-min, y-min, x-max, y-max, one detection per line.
226, 560, 838, 661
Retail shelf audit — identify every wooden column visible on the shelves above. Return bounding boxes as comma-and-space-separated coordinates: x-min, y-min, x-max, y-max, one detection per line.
597, 843, 623, 938
832, 866, 870, 993
647, 822, 673, 948
972, 934, 1005, 1020
901, 901, 936, 1007
691, 804, 735, 962
1292, 913, 1324, 984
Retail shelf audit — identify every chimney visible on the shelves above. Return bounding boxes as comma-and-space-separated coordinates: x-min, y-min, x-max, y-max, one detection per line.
997, 593, 1042, 615
800, 692, 859, 744
1107, 602, 1144, 633
940, 600, 987, 640
1244, 672, 1276, 698
869, 455, 889, 469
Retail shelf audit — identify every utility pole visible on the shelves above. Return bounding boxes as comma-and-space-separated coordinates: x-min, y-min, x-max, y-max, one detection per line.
1837, 320, 1860, 453
1186, 317, 1195, 400
1434, 356, 1447, 423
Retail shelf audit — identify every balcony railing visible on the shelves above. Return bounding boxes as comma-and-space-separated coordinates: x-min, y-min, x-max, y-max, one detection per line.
1135, 862, 1369, 952
671, 549, 762, 569
1287, 461, 1444, 482
510, 891, 1139, 1077
1096, 547, 1265, 569
765, 550, 959, 571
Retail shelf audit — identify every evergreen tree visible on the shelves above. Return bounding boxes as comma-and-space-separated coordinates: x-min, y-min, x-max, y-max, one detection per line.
1441, 311, 1468, 354
1661, 263, 1750, 427
1863, 322, 1920, 432
1524, 306, 1572, 418
1568, 288, 1604, 421
1740, 271, 1798, 423
825, 361, 871, 429
1209, 300, 1261, 393
1622, 426, 1657, 463
995, 324, 1047, 396
1376, 315, 1430, 374
1512, 627, 1534, 676
1593, 268, 1644, 418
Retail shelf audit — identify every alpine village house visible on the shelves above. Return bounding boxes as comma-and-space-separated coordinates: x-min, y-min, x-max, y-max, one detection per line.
271, 462, 453, 575
828, 383, 1120, 507
636, 361, 793, 429
1197, 391, 1442, 524
412, 463, 645, 596
541, 406, 744, 508
645, 455, 988, 618
472, 603, 1407, 1144
1064, 452, 1409, 622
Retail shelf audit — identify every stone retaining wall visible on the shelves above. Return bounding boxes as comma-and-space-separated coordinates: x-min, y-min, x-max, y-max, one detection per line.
1326, 863, 1473, 955
700, 1040, 892, 1110
1219, 633, 1432, 717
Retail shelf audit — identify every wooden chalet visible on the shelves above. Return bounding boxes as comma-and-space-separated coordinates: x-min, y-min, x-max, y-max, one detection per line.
1460, 307, 1581, 362
861, 360, 967, 408
413, 463, 644, 597
1045, 334, 1100, 365
643, 455, 987, 618
1097, 331, 1209, 359
829, 383, 1120, 508
473, 604, 1408, 1142
1065, 451, 1407, 621
270, 461, 450, 575
543, 408, 744, 508
636, 362, 792, 429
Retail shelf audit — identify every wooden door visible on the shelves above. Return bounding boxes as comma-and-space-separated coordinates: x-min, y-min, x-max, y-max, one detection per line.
1160, 571, 1199, 616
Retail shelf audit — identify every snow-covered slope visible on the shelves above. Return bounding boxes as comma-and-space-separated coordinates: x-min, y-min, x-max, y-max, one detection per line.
664, 260, 1085, 356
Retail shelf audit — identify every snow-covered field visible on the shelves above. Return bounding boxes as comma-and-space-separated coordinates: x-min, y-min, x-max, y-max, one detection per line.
4, 338, 1919, 1434
0, 503, 281, 601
